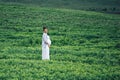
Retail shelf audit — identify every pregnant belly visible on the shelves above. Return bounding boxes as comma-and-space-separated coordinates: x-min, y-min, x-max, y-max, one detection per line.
47, 39, 51, 45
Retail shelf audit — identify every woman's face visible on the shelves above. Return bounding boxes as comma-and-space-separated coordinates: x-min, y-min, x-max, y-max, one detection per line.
44, 29, 48, 33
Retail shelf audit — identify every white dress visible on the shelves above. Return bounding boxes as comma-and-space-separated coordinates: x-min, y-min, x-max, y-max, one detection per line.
42, 33, 51, 60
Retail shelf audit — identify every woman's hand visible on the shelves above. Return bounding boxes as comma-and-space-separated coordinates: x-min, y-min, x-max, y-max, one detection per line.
45, 41, 50, 48
48, 44, 50, 48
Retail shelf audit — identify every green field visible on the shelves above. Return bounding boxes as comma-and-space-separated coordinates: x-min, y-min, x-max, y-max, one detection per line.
0, 2, 120, 80
0, 0, 120, 13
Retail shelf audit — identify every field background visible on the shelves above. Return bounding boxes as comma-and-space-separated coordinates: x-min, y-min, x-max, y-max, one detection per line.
0, 0, 120, 80
0, 0, 120, 13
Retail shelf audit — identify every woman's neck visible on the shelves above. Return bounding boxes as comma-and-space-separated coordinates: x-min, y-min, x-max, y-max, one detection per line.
44, 32, 47, 34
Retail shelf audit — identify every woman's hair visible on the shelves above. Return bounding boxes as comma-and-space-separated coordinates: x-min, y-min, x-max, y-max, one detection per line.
43, 26, 47, 31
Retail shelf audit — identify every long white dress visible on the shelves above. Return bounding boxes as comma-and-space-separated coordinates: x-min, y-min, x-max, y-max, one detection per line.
42, 33, 51, 60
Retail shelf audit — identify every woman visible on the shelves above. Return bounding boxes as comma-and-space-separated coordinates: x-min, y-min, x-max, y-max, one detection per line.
42, 27, 51, 60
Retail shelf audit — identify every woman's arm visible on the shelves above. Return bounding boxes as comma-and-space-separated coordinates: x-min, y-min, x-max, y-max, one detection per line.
43, 34, 48, 44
